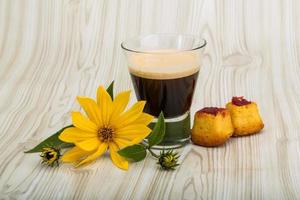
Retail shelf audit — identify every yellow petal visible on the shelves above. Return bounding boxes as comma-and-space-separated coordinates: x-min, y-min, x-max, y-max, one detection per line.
111, 101, 146, 129
115, 124, 151, 143
61, 147, 89, 163
76, 142, 108, 167
109, 142, 128, 170
133, 113, 154, 125
116, 124, 151, 136
114, 138, 133, 149
119, 132, 149, 145
130, 134, 149, 144
97, 86, 113, 126
110, 91, 131, 119
71, 112, 98, 132
75, 138, 100, 152
77, 97, 102, 126
59, 127, 97, 143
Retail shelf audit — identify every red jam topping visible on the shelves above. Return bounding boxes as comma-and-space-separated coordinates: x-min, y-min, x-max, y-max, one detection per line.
199, 107, 226, 116
232, 96, 251, 106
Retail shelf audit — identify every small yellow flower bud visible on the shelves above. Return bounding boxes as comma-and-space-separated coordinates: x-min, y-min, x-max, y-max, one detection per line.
40, 147, 61, 167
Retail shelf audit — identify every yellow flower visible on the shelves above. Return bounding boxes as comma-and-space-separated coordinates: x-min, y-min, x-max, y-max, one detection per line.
59, 86, 154, 170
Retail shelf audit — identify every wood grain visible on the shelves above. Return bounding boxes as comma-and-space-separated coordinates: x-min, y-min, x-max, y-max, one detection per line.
1, 0, 300, 199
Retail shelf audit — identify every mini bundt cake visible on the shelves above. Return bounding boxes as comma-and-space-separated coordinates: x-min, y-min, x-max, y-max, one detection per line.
226, 96, 264, 136
191, 107, 234, 147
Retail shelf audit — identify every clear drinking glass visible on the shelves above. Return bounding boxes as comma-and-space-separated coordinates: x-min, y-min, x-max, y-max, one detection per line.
121, 34, 206, 149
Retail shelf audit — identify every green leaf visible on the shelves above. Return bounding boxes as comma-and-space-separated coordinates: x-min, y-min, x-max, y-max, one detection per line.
147, 112, 166, 147
118, 144, 147, 162
106, 81, 114, 100
24, 125, 74, 153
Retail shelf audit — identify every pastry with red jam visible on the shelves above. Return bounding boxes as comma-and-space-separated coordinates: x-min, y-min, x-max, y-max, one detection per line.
226, 96, 264, 136
191, 107, 234, 147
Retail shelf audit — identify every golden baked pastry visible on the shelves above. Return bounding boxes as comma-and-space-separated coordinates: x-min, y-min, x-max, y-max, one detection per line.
191, 107, 234, 147
226, 96, 264, 136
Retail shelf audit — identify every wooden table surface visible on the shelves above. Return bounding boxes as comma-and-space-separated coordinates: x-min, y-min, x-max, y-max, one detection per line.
1, 0, 300, 199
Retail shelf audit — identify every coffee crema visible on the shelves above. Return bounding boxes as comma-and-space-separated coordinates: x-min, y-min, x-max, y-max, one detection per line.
127, 50, 200, 80
128, 50, 200, 118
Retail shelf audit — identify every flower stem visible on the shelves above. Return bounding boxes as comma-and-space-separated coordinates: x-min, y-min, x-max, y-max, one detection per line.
147, 148, 159, 158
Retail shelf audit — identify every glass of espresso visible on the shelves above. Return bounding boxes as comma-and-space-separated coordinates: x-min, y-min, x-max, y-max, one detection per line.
121, 34, 206, 149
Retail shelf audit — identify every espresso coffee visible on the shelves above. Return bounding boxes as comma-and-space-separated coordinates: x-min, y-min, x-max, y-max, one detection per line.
128, 51, 200, 118
130, 72, 198, 118
122, 35, 206, 148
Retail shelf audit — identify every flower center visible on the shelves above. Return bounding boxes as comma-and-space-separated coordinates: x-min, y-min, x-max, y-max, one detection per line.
45, 152, 54, 160
98, 126, 114, 142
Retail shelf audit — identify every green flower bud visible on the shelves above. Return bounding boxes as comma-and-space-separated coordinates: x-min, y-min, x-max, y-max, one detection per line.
157, 150, 180, 170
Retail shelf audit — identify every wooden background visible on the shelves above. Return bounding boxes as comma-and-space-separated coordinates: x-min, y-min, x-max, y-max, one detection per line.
1, 0, 300, 199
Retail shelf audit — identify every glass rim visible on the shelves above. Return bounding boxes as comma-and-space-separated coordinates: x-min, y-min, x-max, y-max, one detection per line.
121, 34, 207, 54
